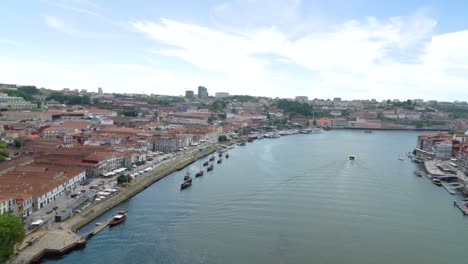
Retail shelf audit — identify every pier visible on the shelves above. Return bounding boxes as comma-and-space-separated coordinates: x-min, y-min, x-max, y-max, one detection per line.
454, 201, 468, 216
83, 217, 112, 239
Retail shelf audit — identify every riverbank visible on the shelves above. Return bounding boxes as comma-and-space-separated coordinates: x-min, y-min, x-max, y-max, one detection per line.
11, 145, 218, 263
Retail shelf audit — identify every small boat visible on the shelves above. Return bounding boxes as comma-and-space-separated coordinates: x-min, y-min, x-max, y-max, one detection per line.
348, 155, 356, 160
225, 154, 229, 158
207, 165, 214, 171
218, 152, 222, 157
209, 156, 215, 161
217, 159, 222, 164
413, 171, 423, 177
203, 161, 209, 166
432, 178, 442, 186
95, 222, 102, 226
180, 180, 192, 190
109, 211, 128, 226
398, 156, 404, 161
195, 170, 204, 177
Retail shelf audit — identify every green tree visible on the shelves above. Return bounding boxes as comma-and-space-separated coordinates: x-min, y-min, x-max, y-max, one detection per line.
415, 121, 424, 128
18, 86, 40, 95
0, 213, 25, 263
208, 115, 215, 124
218, 135, 228, 142
117, 174, 132, 184
14, 139, 22, 148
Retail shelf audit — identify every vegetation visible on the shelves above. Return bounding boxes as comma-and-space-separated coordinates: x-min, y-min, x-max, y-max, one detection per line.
207, 115, 215, 124
145, 96, 184, 105
218, 135, 228, 142
17, 86, 40, 95
14, 139, 22, 148
0, 213, 25, 263
276, 99, 314, 117
432, 104, 468, 119
119, 110, 138, 117
225, 95, 257, 102
46, 91, 90, 105
210, 100, 226, 112
392, 100, 415, 110
2, 89, 37, 103
117, 174, 132, 184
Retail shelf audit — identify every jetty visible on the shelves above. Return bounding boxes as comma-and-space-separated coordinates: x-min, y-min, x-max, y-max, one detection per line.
84, 217, 113, 239
454, 201, 468, 216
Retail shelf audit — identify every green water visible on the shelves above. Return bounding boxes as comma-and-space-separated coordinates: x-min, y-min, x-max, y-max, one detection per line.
47, 130, 468, 264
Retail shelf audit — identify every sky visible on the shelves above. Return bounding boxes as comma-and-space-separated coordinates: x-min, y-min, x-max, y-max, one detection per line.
1, 0, 468, 101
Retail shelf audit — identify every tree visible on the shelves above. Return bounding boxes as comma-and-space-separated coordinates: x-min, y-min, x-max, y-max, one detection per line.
415, 121, 424, 128
13, 139, 22, 148
208, 115, 215, 124
218, 135, 228, 142
0, 213, 25, 263
117, 174, 132, 184
18, 86, 39, 95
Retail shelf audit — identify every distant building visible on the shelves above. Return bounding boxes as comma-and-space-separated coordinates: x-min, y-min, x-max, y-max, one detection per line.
295, 96, 308, 102
0, 93, 37, 110
198, 86, 208, 99
215, 92, 230, 98
185, 90, 194, 99
333, 97, 341, 102
98, 87, 103, 94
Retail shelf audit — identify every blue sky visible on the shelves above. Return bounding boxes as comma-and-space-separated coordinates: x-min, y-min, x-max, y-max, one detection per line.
1, 0, 468, 101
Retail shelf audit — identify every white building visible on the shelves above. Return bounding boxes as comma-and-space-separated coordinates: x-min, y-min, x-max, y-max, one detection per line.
0, 93, 37, 110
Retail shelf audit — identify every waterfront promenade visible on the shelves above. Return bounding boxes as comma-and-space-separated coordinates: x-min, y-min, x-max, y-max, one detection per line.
10, 145, 217, 263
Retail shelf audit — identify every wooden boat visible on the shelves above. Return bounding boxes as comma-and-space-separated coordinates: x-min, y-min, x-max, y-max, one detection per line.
225, 154, 229, 158
217, 159, 222, 164
209, 156, 215, 161
413, 171, 423, 177
207, 165, 214, 171
203, 161, 209, 166
180, 180, 192, 190
109, 211, 128, 226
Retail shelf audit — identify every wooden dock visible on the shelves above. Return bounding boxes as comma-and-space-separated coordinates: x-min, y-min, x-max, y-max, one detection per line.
84, 218, 112, 239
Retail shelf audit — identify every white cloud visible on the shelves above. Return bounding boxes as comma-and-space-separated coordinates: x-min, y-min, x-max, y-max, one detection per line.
130, 11, 468, 101
42, 15, 116, 39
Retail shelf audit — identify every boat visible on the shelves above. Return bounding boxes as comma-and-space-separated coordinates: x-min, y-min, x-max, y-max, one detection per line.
180, 180, 192, 190
237, 141, 246, 146
270, 133, 280, 138
225, 154, 229, 158
217, 159, 222, 164
432, 178, 442, 186
209, 156, 215, 161
364, 130, 372, 133
349, 155, 356, 160
413, 171, 423, 177
218, 152, 222, 157
311, 127, 324, 134
195, 171, 204, 177
203, 161, 209, 166
398, 156, 404, 161
207, 164, 214, 171
109, 211, 128, 226
300, 129, 312, 134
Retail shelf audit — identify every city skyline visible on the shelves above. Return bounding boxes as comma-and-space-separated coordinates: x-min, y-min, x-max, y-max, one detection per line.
1, 0, 468, 101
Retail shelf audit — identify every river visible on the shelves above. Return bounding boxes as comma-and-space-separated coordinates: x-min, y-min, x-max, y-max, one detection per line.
46, 130, 468, 264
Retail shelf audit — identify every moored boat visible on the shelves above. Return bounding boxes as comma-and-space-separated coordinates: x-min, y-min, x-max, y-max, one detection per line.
207, 164, 214, 171
109, 211, 128, 226
217, 159, 222, 164
203, 161, 209, 166
225, 153, 229, 158
195, 170, 204, 177
180, 180, 192, 190
432, 178, 442, 186
413, 171, 423, 177
209, 156, 215, 161
349, 155, 356, 160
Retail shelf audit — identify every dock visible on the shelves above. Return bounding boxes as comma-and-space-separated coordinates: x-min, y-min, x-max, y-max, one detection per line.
454, 201, 468, 216
441, 182, 456, 195
84, 217, 112, 239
